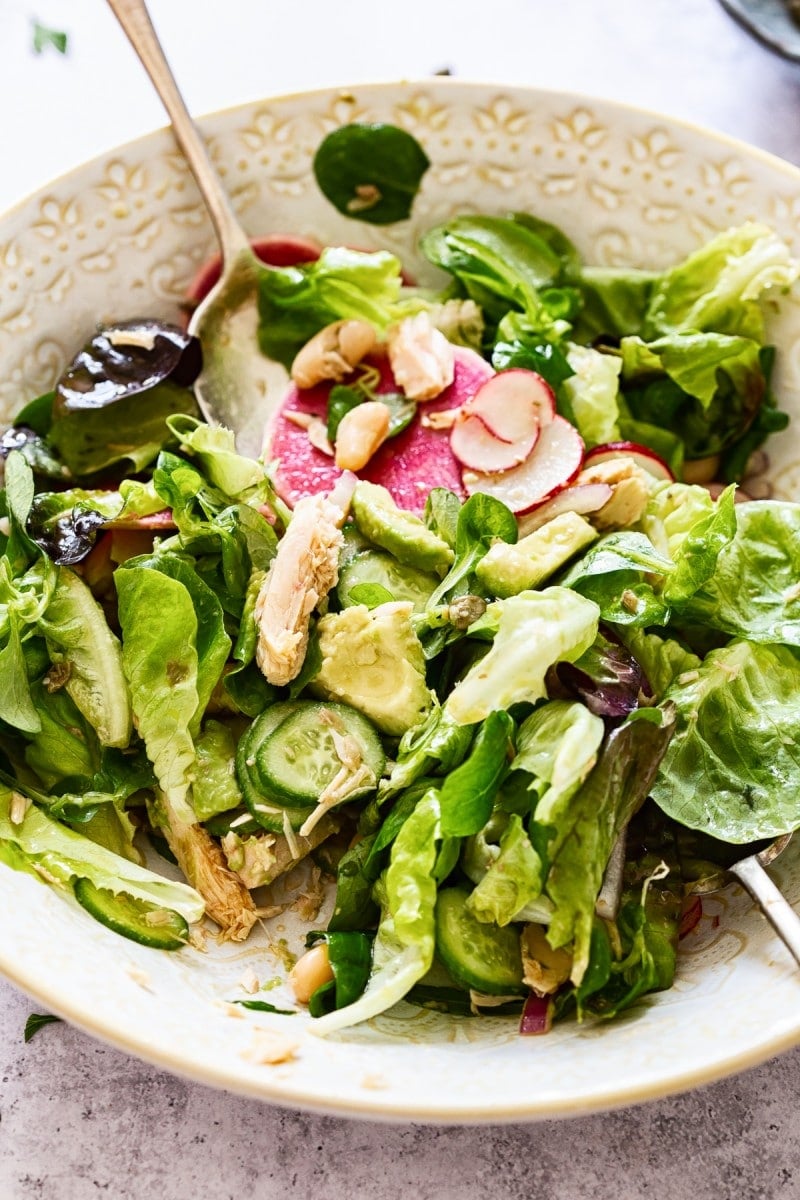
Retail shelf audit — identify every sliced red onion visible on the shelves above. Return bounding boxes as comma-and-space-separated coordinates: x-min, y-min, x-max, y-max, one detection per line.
519, 992, 554, 1036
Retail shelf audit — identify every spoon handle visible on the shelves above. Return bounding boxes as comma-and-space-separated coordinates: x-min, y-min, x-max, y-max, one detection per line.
729, 854, 800, 970
106, 0, 250, 262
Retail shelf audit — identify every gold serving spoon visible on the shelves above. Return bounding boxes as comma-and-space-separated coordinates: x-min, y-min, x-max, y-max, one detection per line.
106, 0, 289, 459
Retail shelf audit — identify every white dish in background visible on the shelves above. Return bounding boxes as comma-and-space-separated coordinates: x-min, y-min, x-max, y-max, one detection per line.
2, 80, 800, 1122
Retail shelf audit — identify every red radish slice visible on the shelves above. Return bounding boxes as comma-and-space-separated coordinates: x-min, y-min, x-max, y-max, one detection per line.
517, 482, 613, 535
268, 347, 494, 515
450, 412, 537, 473
463, 416, 584, 514
466, 368, 555, 442
186, 235, 323, 305
583, 440, 674, 483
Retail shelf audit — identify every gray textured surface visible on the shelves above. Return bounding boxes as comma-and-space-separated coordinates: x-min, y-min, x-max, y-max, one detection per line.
3, 0, 800, 1195
3, 974, 800, 1199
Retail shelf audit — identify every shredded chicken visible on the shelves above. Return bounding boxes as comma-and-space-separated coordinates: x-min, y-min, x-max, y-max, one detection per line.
290, 862, 327, 923
148, 793, 257, 942
254, 479, 354, 686
221, 815, 340, 890
520, 924, 573, 995
387, 312, 455, 401
577, 457, 651, 530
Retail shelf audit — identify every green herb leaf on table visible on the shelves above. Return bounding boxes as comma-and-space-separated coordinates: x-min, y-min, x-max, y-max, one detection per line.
24, 1013, 62, 1042
32, 21, 68, 54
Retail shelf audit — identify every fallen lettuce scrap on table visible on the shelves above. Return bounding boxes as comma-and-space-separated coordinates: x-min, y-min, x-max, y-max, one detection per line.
1, 204, 800, 1037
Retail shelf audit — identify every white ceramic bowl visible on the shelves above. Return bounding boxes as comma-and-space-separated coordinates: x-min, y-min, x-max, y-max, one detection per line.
2, 80, 800, 1122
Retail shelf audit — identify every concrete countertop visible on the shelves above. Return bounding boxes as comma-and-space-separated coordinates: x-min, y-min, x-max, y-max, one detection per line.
1, 0, 800, 1194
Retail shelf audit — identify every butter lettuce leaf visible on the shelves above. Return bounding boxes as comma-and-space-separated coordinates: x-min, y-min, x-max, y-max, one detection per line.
466, 813, 543, 926
0, 786, 204, 922
651, 641, 800, 842
115, 567, 199, 824
445, 588, 600, 725
311, 789, 440, 1034
677, 501, 800, 644
545, 708, 676, 984
642, 221, 799, 342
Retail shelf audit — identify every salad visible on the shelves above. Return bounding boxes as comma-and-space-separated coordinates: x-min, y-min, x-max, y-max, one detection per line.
2, 127, 800, 1037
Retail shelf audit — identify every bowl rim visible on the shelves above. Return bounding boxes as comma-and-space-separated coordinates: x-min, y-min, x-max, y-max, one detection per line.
3, 77, 800, 1122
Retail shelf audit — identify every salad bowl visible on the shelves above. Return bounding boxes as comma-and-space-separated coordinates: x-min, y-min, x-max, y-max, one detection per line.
2, 80, 800, 1122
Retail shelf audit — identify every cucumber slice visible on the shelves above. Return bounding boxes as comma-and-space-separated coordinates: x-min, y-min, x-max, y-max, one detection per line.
236, 701, 314, 831
338, 550, 438, 613
435, 887, 524, 995
73, 878, 189, 950
257, 702, 385, 806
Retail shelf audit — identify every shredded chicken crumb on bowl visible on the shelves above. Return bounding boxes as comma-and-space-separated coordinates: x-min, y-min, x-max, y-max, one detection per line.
2, 81, 800, 1122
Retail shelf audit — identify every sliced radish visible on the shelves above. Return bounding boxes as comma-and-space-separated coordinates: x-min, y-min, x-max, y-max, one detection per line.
584, 440, 674, 483
463, 416, 585, 514
517, 482, 613, 535
268, 347, 494, 515
451, 412, 537, 473
467, 369, 555, 442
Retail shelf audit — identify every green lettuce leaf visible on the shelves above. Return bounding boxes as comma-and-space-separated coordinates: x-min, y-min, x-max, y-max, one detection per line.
121, 553, 230, 736
515, 700, 605, 855
545, 708, 676, 984
642, 221, 799, 342
311, 789, 441, 1033
439, 711, 514, 836
192, 720, 243, 821
560, 533, 673, 627
651, 641, 800, 842
677, 501, 800, 644
560, 343, 622, 447
37, 566, 132, 748
466, 813, 543, 925
420, 215, 566, 331
445, 588, 600, 725
0, 786, 204, 922
617, 628, 701, 701
257, 247, 406, 368
115, 567, 198, 824
165, 416, 267, 499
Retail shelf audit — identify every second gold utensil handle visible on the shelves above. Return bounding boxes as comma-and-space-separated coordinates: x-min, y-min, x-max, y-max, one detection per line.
730, 854, 800, 970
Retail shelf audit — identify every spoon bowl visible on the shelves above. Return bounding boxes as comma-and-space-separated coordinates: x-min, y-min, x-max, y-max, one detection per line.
107, 0, 286, 457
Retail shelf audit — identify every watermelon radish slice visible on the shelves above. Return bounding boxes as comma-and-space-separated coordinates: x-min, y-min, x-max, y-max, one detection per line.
466, 369, 555, 442
583, 440, 674, 483
517, 482, 613, 535
450, 412, 536, 473
463, 416, 584, 514
268, 347, 494, 514
186, 235, 323, 306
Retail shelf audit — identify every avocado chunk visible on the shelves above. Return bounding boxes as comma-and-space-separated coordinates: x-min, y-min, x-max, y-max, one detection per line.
351, 481, 454, 574
310, 601, 435, 736
476, 512, 598, 599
